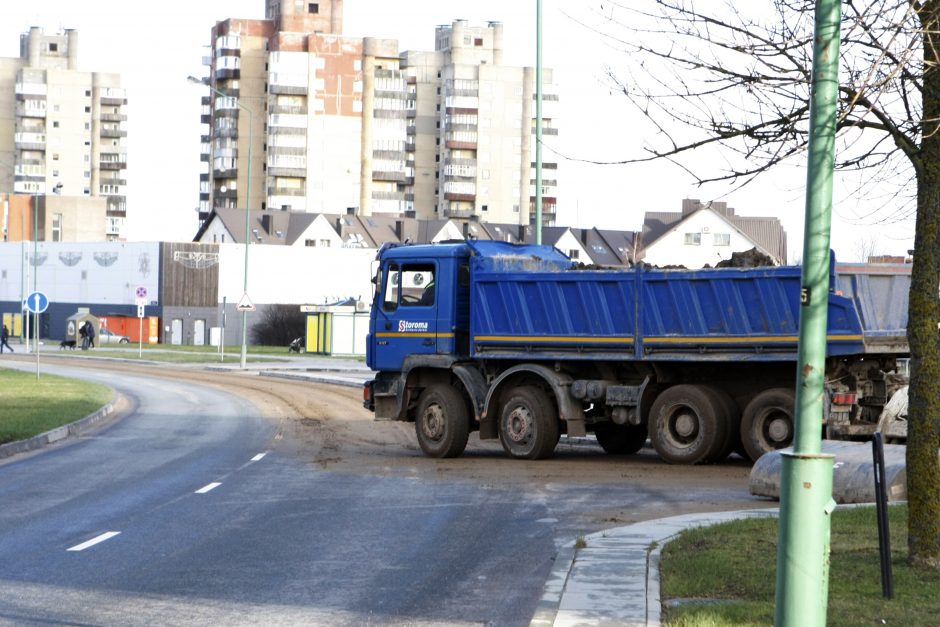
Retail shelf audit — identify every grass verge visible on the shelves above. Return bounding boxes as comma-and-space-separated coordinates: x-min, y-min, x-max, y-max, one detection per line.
661, 504, 939, 626
0, 368, 112, 444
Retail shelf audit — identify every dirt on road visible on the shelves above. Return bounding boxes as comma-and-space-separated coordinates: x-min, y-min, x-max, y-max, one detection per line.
29, 356, 770, 527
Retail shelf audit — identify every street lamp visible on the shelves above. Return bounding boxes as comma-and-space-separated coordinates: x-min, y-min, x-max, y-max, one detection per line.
188, 75, 253, 369
29, 182, 62, 356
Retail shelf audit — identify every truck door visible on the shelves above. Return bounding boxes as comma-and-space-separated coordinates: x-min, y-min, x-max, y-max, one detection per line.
371, 261, 438, 372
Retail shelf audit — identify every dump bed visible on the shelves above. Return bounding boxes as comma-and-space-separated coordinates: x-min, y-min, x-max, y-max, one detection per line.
468, 242, 908, 362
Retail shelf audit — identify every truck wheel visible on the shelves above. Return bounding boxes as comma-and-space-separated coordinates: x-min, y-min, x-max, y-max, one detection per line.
702, 386, 741, 462
499, 386, 559, 460
414, 384, 470, 458
740, 388, 795, 462
594, 423, 648, 455
648, 384, 727, 464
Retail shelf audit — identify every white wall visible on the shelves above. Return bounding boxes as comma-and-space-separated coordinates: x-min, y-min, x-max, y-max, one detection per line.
0, 241, 161, 304
642, 210, 762, 269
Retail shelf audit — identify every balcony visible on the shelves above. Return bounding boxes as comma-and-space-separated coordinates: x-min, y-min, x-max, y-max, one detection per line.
215, 67, 240, 81
14, 133, 45, 150
15, 102, 46, 118
100, 159, 128, 170
100, 128, 127, 138
15, 83, 47, 97
444, 192, 476, 202
371, 190, 405, 201
269, 83, 307, 96
100, 113, 127, 122
100, 95, 127, 106
269, 141, 306, 154
445, 140, 477, 150
269, 104, 308, 115
268, 126, 306, 136
373, 149, 406, 160
445, 122, 477, 133
268, 167, 306, 178
270, 187, 306, 197
442, 207, 476, 218
215, 127, 238, 139
372, 170, 406, 182
374, 109, 407, 119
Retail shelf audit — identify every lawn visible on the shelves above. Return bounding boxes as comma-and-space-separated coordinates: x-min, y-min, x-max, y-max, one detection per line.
661, 504, 938, 626
0, 368, 112, 444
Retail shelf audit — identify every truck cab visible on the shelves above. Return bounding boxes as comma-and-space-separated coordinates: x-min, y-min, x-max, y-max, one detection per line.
366, 243, 471, 373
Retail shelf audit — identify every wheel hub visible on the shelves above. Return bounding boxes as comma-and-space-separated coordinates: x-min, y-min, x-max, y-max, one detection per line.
422, 405, 446, 441
766, 414, 791, 443
674, 412, 697, 438
507, 407, 532, 443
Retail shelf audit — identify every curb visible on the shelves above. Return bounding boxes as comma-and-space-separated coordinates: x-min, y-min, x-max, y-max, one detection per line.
257, 369, 371, 389
0, 396, 119, 460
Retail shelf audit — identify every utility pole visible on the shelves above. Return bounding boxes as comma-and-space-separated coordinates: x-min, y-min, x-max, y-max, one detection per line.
774, 1, 842, 625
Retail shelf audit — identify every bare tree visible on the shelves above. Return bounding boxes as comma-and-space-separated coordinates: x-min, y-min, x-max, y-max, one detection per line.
589, 0, 939, 567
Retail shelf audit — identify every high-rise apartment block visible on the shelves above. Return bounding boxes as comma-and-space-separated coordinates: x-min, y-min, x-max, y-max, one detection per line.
0, 27, 128, 240
197, 0, 558, 228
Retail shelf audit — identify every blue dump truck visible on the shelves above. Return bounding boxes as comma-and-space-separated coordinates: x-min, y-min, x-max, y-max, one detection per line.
363, 240, 910, 464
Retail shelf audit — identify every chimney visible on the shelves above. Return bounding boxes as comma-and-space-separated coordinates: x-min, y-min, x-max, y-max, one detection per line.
518, 225, 527, 243
261, 213, 273, 235
682, 198, 701, 215
580, 228, 589, 245
395, 219, 405, 241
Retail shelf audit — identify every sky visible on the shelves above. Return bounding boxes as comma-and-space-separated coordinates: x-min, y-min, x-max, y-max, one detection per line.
0, 0, 917, 262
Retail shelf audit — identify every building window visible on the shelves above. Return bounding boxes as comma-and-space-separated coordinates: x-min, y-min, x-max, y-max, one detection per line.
475, 38, 483, 46
52, 213, 62, 242
713, 233, 731, 246
308, 3, 319, 12
568, 249, 580, 260
49, 43, 58, 52
53, 121, 59, 128
684, 232, 701, 246
84, 106, 90, 113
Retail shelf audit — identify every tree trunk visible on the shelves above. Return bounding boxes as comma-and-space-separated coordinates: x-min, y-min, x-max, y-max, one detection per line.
907, 1, 940, 569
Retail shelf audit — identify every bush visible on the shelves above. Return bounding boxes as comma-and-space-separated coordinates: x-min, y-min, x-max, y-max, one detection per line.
250, 304, 305, 347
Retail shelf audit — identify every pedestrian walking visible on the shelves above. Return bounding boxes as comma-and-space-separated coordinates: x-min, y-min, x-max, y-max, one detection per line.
80, 321, 89, 350
86, 321, 96, 348
0, 324, 12, 353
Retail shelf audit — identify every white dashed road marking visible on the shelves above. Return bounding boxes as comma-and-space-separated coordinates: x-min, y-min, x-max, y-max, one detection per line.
250, 453, 267, 462
195, 482, 222, 494
67, 531, 121, 552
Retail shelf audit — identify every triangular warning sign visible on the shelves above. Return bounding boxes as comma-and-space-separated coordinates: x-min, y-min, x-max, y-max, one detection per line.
236, 293, 256, 312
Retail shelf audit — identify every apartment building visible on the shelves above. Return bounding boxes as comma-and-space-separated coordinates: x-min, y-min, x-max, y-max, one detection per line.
0, 27, 127, 241
197, 1, 558, 229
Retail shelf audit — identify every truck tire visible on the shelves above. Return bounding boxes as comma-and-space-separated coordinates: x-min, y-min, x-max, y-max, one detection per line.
702, 386, 741, 462
594, 423, 648, 455
648, 384, 728, 464
499, 386, 559, 460
415, 384, 470, 458
740, 388, 795, 462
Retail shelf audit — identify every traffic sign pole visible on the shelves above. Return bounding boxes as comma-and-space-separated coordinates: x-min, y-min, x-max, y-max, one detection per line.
25, 291, 49, 379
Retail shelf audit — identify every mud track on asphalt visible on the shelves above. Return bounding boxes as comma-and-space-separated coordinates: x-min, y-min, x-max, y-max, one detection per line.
35, 356, 771, 527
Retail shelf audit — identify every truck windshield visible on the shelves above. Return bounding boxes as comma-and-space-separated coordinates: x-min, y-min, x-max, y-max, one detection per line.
383, 262, 436, 310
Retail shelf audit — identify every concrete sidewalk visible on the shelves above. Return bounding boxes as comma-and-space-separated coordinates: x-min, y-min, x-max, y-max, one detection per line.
529, 509, 778, 627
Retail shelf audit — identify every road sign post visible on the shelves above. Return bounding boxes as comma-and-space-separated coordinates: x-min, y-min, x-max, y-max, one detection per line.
136, 288, 147, 360
24, 291, 48, 378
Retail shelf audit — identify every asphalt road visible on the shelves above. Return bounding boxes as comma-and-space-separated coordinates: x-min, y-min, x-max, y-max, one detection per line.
0, 364, 561, 625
